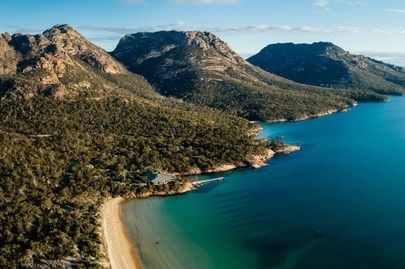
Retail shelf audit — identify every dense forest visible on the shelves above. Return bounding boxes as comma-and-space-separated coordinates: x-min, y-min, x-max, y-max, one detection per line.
0, 95, 269, 268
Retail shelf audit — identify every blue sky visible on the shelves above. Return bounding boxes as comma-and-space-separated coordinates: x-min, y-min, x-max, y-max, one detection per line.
2, 0, 405, 64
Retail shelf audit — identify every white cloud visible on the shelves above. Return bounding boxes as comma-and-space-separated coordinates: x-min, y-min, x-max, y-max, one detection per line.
372, 28, 405, 35
79, 23, 361, 39
312, 0, 329, 7
119, 0, 145, 4
120, 0, 240, 4
172, 0, 240, 4
360, 51, 405, 67
312, 0, 366, 9
335, 0, 366, 5
386, 8, 405, 14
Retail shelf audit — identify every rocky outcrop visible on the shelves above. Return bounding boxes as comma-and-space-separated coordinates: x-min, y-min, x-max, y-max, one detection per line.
113, 31, 244, 68
247, 144, 300, 168
42, 25, 127, 75
274, 145, 301, 154
2, 24, 127, 77
246, 149, 276, 169
0, 25, 140, 99
0, 33, 18, 75
182, 164, 239, 176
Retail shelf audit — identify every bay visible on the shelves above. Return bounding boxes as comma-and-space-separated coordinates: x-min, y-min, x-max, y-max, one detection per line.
123, 97, 405, 269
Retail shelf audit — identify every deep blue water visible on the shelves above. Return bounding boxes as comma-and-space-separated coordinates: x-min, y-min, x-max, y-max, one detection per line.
123, 97, 405, 269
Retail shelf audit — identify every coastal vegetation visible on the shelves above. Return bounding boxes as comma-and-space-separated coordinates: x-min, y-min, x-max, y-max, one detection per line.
0, 95, 270, 268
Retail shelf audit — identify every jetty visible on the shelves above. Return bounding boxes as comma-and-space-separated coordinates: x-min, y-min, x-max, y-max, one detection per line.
193, 177, 225, 186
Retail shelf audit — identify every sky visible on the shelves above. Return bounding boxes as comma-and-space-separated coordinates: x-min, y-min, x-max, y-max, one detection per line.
2, 0, 405, 65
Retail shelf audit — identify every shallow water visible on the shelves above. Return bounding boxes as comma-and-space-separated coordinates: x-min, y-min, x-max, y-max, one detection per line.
123, 97, 405, 269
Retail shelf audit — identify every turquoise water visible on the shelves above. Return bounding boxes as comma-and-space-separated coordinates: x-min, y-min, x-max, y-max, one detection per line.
123, 97, 405, 269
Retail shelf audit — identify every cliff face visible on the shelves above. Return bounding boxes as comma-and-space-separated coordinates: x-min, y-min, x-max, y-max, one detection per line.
0, 25, 157, 100
248, 42, 405, 95
112, 31, 354, 121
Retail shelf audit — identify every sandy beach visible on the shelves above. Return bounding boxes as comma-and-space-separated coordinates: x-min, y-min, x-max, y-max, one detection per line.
102, 197, 143, 269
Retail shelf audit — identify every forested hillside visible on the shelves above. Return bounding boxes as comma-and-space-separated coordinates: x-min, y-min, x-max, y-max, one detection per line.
0, 25, 270, 268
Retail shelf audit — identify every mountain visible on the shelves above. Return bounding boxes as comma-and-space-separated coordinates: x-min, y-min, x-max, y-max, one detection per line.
111, 31, 361, 122
0, 25, 274, 268
0, 24, 159, 100
247, 42, 405, 95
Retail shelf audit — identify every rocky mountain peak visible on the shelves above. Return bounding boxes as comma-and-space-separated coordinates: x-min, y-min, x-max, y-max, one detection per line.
43, 24, 127, 74
184, 31, 244, 65
0, 25, 139, 99
0, 24, 126, 77
114, 30, 245, 68
112, 30, 248, 95
43, 24, 75, 34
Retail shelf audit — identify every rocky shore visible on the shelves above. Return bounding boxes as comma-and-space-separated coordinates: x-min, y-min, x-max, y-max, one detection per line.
177, 142, 300, 176
247, 145, 301, 168
267, 107, 351, 123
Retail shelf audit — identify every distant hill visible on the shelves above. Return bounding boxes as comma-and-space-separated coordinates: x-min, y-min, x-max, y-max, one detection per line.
111, 31, 367, 122
248, 42, 405, 95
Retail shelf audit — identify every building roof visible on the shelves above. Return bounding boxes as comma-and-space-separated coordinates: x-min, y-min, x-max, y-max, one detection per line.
145, 172, 175, 185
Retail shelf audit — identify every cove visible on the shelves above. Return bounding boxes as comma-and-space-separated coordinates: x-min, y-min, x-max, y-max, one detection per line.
122, 96, 405, 269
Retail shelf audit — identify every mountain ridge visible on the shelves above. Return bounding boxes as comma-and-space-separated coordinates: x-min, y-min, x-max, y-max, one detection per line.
111, 30, 365, 122
247, 42, 405, 95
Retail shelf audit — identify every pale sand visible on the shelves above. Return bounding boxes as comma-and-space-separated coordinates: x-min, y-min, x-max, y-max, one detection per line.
102, 197, 143, 269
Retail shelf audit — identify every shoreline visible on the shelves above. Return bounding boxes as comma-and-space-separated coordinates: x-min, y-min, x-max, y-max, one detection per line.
101, 136, 301, 269
266, 105, 356, 124
99, 110, 312, 269
101, 182, 198, 269
102, 197, 143, 269
101, 144, 300, 269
